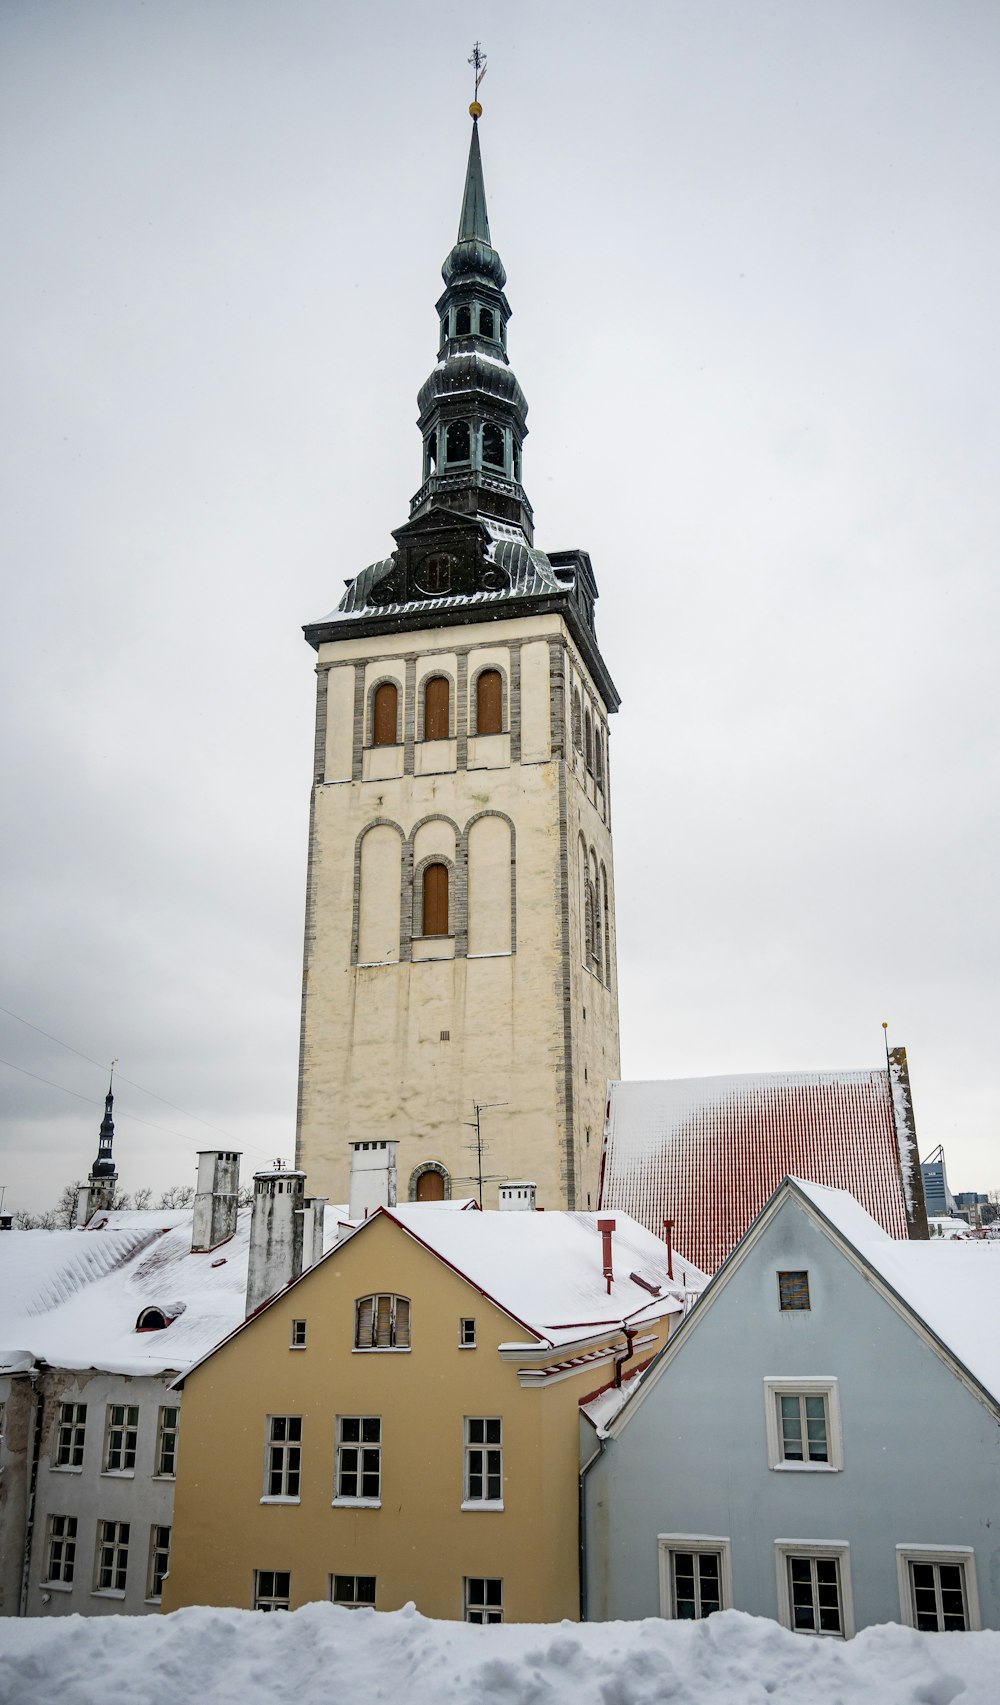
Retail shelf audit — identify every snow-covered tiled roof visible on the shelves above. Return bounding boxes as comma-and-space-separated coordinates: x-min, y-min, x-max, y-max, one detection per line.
381, 1206, 708, 1347
600, 1071, 911, 1275
794, 1179, 1000, 1407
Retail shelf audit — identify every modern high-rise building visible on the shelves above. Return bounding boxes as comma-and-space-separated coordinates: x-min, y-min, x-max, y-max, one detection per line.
294, 105, 620, 1209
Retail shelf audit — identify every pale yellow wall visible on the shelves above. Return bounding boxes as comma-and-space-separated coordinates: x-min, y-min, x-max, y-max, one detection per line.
162, 1215, 664, 1622
296, 612, 619, 1211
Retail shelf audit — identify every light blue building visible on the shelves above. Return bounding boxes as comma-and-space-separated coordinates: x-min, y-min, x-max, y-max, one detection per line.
582, 1177, 1000, 1636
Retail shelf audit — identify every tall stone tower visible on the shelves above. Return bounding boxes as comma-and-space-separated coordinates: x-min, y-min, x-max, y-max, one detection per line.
295, 103, 619, 1209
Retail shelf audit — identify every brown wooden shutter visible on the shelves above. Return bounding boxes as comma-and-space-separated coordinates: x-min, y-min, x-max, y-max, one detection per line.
423, 863, 449, 936
355, 1296, 374, 1348
476, 669, 502, 735
393, 1297, 411, 1347
424, 676, 450, 740
375, 1295, 393, 1348
372, 682, 397, 746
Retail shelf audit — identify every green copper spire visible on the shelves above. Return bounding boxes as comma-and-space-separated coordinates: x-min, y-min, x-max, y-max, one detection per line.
458, 120, 491, 246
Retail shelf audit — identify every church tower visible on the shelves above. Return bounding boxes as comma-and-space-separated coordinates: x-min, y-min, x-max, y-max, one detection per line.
295, 93, 620, 1209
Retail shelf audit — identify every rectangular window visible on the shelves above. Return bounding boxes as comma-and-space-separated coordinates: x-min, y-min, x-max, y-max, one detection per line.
897, 1547, 980, 1632
657, 1538, 733, 1620
778, 1271, 811, 1310
764, 1380, 842, 1471
263, 1416, 302, 1500
104, 1404, 139, 1473
459, 1318, 476, 1348
463, 1417, 502, 1506
290, 1319, 307, 1349
55, 1402, 87, 1468
331, 1574, 376, 1609
775, 1543, 853, 1639
156, 1406, 179, 1477
335, 1416, 381, 1503
465, 1577, 503, 1623
45, 1514, 78, 1585
94, 1519, 130, 1594
253, 1570, 291, 1612
147, 1525, 171, 1601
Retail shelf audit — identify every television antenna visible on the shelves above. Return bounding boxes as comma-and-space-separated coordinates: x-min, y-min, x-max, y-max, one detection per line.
462, 1100, 508, 1207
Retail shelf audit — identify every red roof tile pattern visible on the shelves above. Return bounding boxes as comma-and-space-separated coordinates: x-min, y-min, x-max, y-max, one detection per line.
598, 1070, 910, 1274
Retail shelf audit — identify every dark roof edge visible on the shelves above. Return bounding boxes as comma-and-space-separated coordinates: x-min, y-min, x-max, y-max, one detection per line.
304, 591, 621, 713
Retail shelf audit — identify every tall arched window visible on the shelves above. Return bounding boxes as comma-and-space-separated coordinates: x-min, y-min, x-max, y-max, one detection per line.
372, 682, 398, 747
584, 709, 593, 772
595, 727, 604, 788
423, 676, 450, 740
446, 420, 470, 463
572, 690, 582, 751
455, 305, 472, 335
482, 423, 505, 469
422, 863, 449, 936
476, 669, 503, 735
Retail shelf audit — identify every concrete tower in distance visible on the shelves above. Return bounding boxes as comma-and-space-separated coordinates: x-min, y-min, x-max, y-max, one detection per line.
295, 92, 620, 1210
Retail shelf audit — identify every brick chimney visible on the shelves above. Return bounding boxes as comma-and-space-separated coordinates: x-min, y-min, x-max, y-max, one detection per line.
598, 1218, 616, 1293
191, 1150, 241, 1253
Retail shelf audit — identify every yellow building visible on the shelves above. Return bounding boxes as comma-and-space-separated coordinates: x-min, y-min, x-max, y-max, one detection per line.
162, 1204, 697, 1623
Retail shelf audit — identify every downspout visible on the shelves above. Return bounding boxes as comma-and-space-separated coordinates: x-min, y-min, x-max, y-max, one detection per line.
579, 1430, 607, 1622
19, 1371, 44, 1618
613, 1326, 635, 1389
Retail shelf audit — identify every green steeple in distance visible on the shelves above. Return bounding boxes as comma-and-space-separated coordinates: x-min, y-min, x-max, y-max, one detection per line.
458, 119, 491, 246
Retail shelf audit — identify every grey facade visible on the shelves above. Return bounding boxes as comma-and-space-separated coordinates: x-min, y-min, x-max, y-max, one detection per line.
583, 1179, 1000, 1635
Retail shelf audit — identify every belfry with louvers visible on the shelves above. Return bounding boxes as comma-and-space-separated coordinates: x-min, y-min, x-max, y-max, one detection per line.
295, 110, 620, 1210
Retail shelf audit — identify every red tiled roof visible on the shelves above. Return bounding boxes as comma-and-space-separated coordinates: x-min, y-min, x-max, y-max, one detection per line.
598, 1070, 910, 1274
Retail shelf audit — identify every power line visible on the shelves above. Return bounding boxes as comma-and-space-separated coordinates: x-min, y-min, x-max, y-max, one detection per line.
0, 1054, 199, 1144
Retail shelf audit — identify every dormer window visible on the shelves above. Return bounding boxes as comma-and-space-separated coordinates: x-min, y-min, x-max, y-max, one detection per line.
482, 423, 505, 470
478, 307, 495, 340
455, 305, 472, 336
136, 1307, 169, 1332
446, 420, 470, 464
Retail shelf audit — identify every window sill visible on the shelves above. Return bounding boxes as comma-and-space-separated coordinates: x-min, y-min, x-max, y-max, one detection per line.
332, 1498, 381, 1510
92, 1589, 126, 1600
461, 1500, 504, 1513
41, 1580, 74, 1593
151, 1473, 176, 1482
352, 1346, 411, 1354
260, 1495, 301, 1505
101, 1470, 136, 1479
289, 1345, 307, 1352
144, 1597, 163, 1606
458, 1344, 477, 1351
771, 1462, 840, 1473
50, 1465, 84, 1474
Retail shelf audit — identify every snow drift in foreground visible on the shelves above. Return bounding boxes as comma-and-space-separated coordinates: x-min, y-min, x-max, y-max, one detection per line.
2, 1603, 997, 1705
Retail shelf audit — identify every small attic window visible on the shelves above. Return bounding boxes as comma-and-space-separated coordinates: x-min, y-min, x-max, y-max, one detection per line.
478, 307, 495, 339
136, 1307, 170, 1332
455, 305, 472, 335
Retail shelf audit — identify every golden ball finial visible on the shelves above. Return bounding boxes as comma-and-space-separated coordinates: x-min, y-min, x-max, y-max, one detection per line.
469, 100, 482, 119
882, 1021, 889, 1030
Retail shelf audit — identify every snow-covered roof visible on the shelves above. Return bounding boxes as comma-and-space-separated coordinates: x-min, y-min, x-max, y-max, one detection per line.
0, 1208, 344, 1379
794, 1178, 1000, 1407
326, 531, 566, 624
379, 1205, 708, 1347
600, 1070, 911, 1274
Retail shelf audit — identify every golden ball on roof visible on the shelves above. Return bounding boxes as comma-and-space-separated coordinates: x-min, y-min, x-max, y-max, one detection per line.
469, 100, 482, 119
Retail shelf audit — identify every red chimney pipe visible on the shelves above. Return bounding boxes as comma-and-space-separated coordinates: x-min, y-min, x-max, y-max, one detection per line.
598, 1218, 616, 1293
663, 1217, 675, 1281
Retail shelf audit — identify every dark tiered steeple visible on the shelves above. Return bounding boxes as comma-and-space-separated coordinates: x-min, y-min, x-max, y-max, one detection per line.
91, 1072, 118, 1181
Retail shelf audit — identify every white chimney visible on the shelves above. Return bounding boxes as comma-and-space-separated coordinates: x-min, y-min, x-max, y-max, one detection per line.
301, 1196, 328, 1269
191, 1150, 241, 1252
348, 1142, 397, 1219
499, 1181, 537, 1212
245, 1168, 307, 1316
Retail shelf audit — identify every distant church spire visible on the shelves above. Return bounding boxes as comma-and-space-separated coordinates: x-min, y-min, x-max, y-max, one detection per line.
91, 1064, 118, 1181
457, 113, 491, 247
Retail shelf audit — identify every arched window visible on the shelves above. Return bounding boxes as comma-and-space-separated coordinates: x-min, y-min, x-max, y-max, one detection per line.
423, 675, 450, 740
478, 307, 495, 339
440, 316, 450, 346
416, 1169, 446, 1202
355, 1294, 411, 1350
595, 727, 604, 788
455, 305, 472, 335
584, 709, 593, 772
136, 1307, 169, 1332
422, 862, 449, 936
475, 669, 503, 735
512, 439, 521, 480
424, 433, 437, 478
482, 423, 505, 469
446, 420, 470, 463
572, 690, 582, 751
372, 682, 398, 747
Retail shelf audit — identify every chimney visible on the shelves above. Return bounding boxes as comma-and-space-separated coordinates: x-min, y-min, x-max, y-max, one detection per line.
191, 1150, 242, 1253
245, 1167, 307, 1317
301, 1196, 328, 1270
348, 1141, 397, 1219
598, 1218, 616, 1293
499, 1181, 537, 1212
888, 1046, 930, 1241
663, 1217, 675, 1281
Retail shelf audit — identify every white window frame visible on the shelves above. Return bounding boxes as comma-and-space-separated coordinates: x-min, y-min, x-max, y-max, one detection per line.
93, 1518, 130, 1596
44, 1513, 78, 1588
775, 1540, 854, 1639
333, 1415, 382, 1507
155, 1405, 179, 1478
656, 1535, 733, 1620
354, 1293, 411, 1351
146, 1524, 171, 1602
462, 1416, 503, 1510
330, 1573, 377, 1609
290, 1319, 307, 1349
103, 1403, 139, 1475
459, 1318, 476, 1349
54, 1402, 87, 1470
261, 1415, 302, 1503
764, 1378, 842, 1472
464, 1576, 503, 1623
253, 1569, 291, 1611
896, 1545, 980, 1632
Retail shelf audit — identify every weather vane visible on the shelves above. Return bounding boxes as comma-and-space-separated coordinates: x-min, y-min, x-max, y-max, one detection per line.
468, 40, 487, 118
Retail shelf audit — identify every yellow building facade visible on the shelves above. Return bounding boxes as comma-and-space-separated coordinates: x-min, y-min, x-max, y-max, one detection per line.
162, 1207, 681, 1623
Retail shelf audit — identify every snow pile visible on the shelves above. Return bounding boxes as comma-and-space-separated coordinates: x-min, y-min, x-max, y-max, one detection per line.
3, 1604, 998, 1705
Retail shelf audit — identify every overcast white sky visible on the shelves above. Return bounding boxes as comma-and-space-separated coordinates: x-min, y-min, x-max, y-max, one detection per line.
2, 1, 998, 1213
